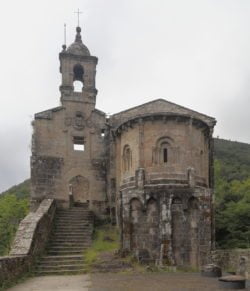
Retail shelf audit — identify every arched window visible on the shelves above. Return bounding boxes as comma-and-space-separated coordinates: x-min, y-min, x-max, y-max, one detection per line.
153, 136, 174, 165
160, 142, 168, 164
123, 145, 132, 172
73, 64, 84, 92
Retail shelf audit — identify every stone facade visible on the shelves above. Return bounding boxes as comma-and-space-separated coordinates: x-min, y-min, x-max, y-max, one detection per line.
31, 26, 216, 268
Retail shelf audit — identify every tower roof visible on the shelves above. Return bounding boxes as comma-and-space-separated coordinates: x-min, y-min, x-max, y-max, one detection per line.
66, 27, 90, 56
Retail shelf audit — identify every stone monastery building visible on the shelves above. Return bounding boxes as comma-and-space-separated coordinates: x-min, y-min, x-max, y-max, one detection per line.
31, 26, 216, 268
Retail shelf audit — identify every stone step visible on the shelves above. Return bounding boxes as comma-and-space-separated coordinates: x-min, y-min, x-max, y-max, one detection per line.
55, 218, 92, 225
35, 207, 93, 276
57, 210, 91, 213
52, 233, 92, 237
53, 232, 91, 235
37, 263, 86, 271
56, 216, 92, 219
53, 226, 92, 230
56, 211, 91, 214
51, 237, 91, 242
55, 218, 92, 222
56, 214, 92, 217
50, 237, 91, 242
49, 243, 90, 248
34, 269, 87, 276
56, 214, 93, 219
52, 234, 91, 238
47, 250, 85, 255
54, 225, 92, 229
57, 208, 90, 211
54, 227, 92, 231
40, 255, 84, 262
49, 238, 91, 243
52, 230, 92, 235
39, 259, 84, 266
56, 217, 92, 220
55, 222, 92, 225
56, 213, 92, 217
53, 229, 92, 233
48, 243, 88, 251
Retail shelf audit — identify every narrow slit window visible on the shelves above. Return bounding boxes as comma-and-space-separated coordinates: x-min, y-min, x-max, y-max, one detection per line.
73, 136, 85, 151
163, 148, 168, 163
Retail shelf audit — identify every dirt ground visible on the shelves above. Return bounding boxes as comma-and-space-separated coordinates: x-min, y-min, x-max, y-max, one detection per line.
90, 272, 250, 291
6, 272, 250, 291
7, 274, 91, 291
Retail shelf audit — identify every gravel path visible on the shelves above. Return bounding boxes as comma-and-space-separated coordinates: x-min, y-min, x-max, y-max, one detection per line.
7, 274, 91, 291
6, 272, 250, 291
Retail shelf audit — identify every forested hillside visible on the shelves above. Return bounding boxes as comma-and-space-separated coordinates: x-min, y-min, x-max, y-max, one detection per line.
0, 138, 249, 255
0, 180, 30, 255
214, 138, 250, 249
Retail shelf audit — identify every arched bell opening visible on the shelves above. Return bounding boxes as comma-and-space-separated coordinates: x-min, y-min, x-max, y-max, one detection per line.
73, 64, 84, 92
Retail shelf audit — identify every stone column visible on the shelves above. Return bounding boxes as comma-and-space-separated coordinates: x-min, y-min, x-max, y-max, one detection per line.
138, 118, 144, 168
158, 194, 174, 266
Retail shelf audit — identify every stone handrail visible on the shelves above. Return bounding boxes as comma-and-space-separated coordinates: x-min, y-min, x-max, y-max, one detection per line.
0, 198, 56, 287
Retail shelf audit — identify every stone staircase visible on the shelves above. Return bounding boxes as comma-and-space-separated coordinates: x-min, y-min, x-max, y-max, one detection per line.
34, 205, 93, 275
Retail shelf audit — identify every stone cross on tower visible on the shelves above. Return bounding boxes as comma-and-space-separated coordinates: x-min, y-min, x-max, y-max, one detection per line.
74, 9, 82, 27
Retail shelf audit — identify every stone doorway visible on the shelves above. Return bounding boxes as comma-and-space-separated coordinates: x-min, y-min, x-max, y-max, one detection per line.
69, 175, 89, 206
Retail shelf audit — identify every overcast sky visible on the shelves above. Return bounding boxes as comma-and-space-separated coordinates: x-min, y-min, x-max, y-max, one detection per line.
0, 0, 250, 192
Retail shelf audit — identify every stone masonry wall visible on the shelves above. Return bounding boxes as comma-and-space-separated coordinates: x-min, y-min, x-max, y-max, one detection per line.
31, 156, 63, 210
10, 199, 56, 256
32, 101, 107, 212
0, 256, 31, 288
113, 107, 214, 268
0, 199, 56, 287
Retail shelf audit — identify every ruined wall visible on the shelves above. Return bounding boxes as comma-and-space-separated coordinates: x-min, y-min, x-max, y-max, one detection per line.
120, 185, 212, 267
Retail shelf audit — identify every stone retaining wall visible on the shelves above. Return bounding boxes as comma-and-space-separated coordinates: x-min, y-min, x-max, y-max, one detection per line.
212, 249, 250, 273
0, 255, 31, 287
0, 199, 56, 287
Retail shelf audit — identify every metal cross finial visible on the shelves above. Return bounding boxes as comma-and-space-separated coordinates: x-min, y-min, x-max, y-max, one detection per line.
64, 23, 67, 45
74, 8, 82, 27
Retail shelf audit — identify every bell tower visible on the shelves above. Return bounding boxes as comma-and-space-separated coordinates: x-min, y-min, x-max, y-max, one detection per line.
59, 26, 98, 108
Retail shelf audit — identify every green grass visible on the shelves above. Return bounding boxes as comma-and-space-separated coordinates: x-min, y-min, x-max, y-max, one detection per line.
84, 225, 119, 265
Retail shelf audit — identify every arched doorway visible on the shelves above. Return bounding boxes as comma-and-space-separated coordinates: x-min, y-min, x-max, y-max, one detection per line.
69, 175, 89, 205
